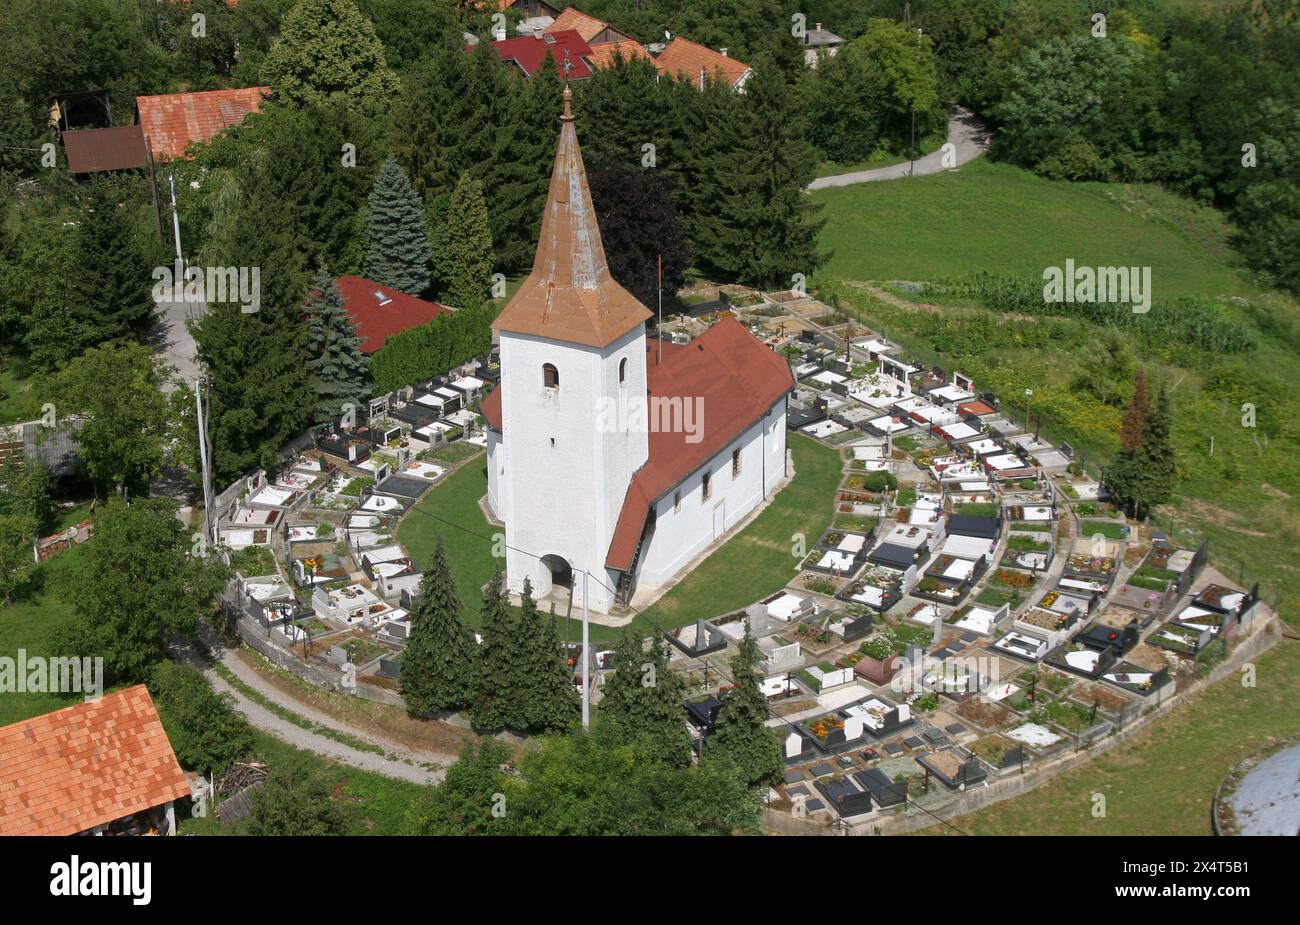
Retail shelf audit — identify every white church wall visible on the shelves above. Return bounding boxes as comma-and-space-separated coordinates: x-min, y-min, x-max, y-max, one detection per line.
498, 326, 648, 612
635, 400, 788, 593
485, 427, 502, 518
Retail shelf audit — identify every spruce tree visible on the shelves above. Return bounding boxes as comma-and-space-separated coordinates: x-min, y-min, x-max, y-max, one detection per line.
698, 57, 828, 288
706, 623, 781, 787
443, 173, 495, 310
306, 266, 371, 424
365, 155, 433, 295
597, 629, 692, 768
470, 570, 516, 732
513, 591, 580, 734
1120, 368, 1151, 452
1134, 385, 1176, 517
400, 538, 477, 715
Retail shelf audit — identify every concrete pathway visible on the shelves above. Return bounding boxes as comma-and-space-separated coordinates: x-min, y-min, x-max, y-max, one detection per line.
152, 291, 205, 394
808, 108, 991, 191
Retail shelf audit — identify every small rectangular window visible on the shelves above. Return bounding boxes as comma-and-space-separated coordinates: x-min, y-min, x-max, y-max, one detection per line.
702, 471, 712, 502
673, 490, 681, 513
732, 448, 741, 478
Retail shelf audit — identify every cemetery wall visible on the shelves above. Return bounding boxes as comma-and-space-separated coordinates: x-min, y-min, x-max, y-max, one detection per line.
233, 613, 407, 710
843, 614, 1283, 835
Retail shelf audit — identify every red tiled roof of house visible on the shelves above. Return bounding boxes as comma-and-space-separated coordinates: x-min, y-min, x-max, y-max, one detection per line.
481, 386, 502, 430
606, 318, 794, 569
654, 37, 750, 89
587, 40, 653, 70
136, 86, 269, 161
481, 30, 595, 79
62, 124, 149, 174
546, 8, 609, 43
0, 686, 190, 836
336, 275, 453, 355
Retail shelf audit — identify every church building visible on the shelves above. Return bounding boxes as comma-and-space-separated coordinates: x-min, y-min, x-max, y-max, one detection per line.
480, 87, 793, 613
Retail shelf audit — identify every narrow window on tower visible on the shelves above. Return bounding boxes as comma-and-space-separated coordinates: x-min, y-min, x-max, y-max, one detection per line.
543, 363, 559, 390
673, 490, 681, 513
732, 447, 741, 478
619, 357, 627, 384
702, 471, 712, 502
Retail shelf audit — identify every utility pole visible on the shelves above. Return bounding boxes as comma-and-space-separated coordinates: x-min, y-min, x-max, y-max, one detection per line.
657, 253, 663, 366
167, 169, 183, 273
581, 568, 591, 729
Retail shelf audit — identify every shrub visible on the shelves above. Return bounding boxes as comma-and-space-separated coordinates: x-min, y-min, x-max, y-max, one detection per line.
862, 471, 898, 492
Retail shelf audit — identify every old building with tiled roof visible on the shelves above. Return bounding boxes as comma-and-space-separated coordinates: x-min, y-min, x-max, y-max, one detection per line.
0, 686, 191, 836
136, 86, 269, 161
483, 87, 791, 612
653, 37, 752, 91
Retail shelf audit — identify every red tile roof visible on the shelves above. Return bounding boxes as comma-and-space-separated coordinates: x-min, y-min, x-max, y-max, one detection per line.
654, 37, 750, 89
605, 318, 792, 569
136, 86, 269, 161
546, 8, 610, 43
482, 30, 595, 79
587, 40, 653, 70
62, 124, 149, 173
481, 385, 502, 430
336, 275, 453, 355
0, 686, 190, 836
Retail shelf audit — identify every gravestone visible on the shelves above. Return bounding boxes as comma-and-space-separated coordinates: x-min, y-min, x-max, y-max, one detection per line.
844, 716, 864, 741
785, 732, 803, 760
327, 645, 348, 667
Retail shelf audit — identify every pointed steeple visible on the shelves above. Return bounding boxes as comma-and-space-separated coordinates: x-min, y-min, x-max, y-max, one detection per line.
492, 86, 651, 349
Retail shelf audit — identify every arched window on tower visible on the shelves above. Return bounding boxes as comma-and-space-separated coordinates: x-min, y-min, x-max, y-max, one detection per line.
543, 363, 559, 390
619, 357, 627, 384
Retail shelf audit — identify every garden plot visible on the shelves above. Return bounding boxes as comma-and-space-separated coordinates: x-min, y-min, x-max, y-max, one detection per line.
969, 735, 1028, 772
292, 551, 350, 586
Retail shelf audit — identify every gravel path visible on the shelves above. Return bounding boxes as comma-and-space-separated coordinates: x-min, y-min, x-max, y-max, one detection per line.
807, 108, 992, 191
178, 634, 454, 785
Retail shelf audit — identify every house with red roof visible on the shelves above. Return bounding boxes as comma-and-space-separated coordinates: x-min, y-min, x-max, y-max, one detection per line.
481, 88, 791, 613
335, 275, 454, 355
545, 8, 634, 46
654, 37, 753, 91
0, 686, 191, 836
136, 86, 269, 161
479, 29, 596, 79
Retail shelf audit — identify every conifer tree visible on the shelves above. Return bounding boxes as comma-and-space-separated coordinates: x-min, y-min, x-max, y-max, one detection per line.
263, 0, 399, 113
597, 629, 692, 767
706, 623, 781, 787
306, 266, 371, 424
1134, 385, 1176, 517
401, 538, 478, 715
697, 58, 828, 288
512, 591, 580, 734
443, 173, 495, 310
1120, 368, 1151, 452
470, 570, 516, 732
365, 155, 433, 295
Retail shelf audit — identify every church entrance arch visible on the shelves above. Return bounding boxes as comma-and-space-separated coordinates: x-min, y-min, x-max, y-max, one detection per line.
539, 554, 573, 598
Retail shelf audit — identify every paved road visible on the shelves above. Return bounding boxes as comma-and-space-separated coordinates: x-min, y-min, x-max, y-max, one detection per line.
153, 293, 204, 393
807, 108, 992, 191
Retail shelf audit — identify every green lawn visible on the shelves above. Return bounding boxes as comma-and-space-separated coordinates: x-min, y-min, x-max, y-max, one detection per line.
812, 158, 1257, 301
1079, 520, 1129, 541
929, 640, 1300, 836
0, 550, 88, 727
0, 356, 42, 425
396, 435, 844, 638
636, 435, 842, 631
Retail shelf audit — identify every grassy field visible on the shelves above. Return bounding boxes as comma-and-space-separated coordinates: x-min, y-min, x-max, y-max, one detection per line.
925, 640, 1300, 836
637, 435, 842, 631
811, 156, 1300, 619
396, 435, 843, 638
0, 549, 88, 727
812, 158, 1258, 301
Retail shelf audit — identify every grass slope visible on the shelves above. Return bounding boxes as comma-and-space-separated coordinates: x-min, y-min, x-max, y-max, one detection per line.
813, 158, 1256, 301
